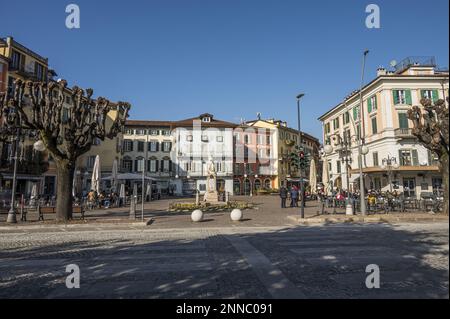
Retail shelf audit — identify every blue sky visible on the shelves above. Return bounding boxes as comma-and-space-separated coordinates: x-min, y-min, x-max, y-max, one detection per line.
0, 0, 448, 139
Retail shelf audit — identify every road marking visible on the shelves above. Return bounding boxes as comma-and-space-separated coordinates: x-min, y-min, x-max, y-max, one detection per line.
227, 235, 306, 299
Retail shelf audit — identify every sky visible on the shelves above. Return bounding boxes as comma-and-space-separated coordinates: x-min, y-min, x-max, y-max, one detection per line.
0, 0, 448, 140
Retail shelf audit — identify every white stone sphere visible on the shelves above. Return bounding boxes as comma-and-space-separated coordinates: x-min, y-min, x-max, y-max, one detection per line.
230, 209, 243, 221
33, 140, 46, 152
191, 210, 204, 222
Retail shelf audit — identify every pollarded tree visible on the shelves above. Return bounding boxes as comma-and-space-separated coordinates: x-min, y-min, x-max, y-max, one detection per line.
408, 98, 449, 214
0, 79, 130, 221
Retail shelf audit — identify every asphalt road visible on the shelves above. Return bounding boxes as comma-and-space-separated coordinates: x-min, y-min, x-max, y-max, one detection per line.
0, 222, 448, 299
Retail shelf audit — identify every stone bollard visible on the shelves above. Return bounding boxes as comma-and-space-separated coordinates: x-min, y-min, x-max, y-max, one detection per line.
230, 209, 243, 221
225, 191, 229, 203
195, 190, 200, 205
191, 210, 203, 222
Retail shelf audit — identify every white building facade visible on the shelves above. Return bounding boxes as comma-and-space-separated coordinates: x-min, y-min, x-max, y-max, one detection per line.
319, 57, 448, 199
171, 113, 237, 196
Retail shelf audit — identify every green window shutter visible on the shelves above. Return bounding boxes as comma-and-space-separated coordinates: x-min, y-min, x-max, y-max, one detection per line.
353, 107, 357, 120
412, 149, 419, 166
405, 90, 412, 105
399, 113, 409, 129
372, 117, 377, 134
393, 90, 399, 105
432, 90, 439, 103
427, 150, 432, 166
398, 150, 403, 166
367, 98, 372, 113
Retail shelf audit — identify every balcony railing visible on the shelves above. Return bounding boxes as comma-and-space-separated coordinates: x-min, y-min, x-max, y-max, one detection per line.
394, 128, 415, 138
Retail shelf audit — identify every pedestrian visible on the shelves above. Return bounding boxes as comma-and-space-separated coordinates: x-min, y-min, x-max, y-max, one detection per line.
290, 187, 298, 207
280, 186, 288, 208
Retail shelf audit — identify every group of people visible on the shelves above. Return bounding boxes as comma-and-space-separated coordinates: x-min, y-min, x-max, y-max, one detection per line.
279, 185, 303, 208
76, 190, 123, 210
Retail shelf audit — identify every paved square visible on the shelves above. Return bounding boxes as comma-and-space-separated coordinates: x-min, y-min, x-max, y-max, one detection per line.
0, 221, 448, 299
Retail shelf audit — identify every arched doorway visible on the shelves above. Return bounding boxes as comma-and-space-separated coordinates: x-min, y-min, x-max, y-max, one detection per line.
264, 179, 271, 189
243, 179, 251, 196
233, 179, 241, 195
254, 179, 261, 192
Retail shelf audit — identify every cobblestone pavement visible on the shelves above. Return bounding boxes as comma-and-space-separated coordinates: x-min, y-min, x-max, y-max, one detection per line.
0, 222, 448, 299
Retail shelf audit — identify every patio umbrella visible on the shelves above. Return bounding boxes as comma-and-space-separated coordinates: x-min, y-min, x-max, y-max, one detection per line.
119, 183, 125, 199
309, 158, 317, 195
72, 171, 77, 197
322, 159, 330, 195
31, 183, 38, 198
111, 159, 118, 192
91, 155, 101, 193
146, 183, 151, 196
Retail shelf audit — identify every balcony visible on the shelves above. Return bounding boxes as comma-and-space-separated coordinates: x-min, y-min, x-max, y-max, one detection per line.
394, 128, 416, 139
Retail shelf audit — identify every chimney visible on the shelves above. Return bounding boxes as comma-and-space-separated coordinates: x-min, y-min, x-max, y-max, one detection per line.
377, 66, 387, 76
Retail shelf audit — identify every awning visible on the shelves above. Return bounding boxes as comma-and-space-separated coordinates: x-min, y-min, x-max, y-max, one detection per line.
0, 174, 43, 181
102, 173, 158, 181
286, 178, 309, 183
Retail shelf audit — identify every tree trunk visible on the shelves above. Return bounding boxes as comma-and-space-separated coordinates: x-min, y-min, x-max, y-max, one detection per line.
55, 160, 74, 221
442, 152, 449, 215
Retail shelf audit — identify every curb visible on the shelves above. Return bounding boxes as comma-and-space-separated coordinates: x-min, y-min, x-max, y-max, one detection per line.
287, 215, 448, 224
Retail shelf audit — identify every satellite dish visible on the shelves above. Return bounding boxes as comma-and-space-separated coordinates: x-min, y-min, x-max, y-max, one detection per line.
390, 60, 397, 68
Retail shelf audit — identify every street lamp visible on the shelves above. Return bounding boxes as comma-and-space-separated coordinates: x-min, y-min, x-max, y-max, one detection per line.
380, 156, 399, 192
296, 93, 305, 218
358, 49, 370, 216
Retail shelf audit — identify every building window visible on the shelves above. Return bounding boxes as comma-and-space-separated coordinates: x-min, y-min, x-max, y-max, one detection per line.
186, 135, 193, 142
136, 129, 146, 135
161, 130, 170, 136
11, 50, 24, 70
202, 117, 211, 123
333, 117, 340, 130
403, 178, 416, 198
368, 95, 377, 113
421, 89, 438, 103
336, 160, 341, 174
137, 141, 145, 152
87, 156, 96, 169
373, 152, 379, 167
393, 89, 412, 105
149, 141, 158, 152
343, 112, 350, 125
201, 135, 209, 142
35, 62, 45, 81
150, 129, 159, 136
325, 123, 331, 134
149, 159, 157, 173
125, 129, 134, 135
135, 157, 144, 172
398, 113, 409, 129
399, 149, 418, 166
122, 157, 132, 172
123, 140, 133, 152
371, 117, 378, 134
353, 106, 360, 120
162, 141, 172, 152
216, 136, 224, 143
428, 150, 439, 166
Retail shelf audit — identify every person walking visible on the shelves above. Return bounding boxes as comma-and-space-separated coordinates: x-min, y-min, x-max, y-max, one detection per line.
280, 186, 288, 208
290, 186, 299, 207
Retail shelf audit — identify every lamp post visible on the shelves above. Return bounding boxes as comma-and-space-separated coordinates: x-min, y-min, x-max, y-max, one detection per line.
296, 93, 305, 218
381, 156, 399, 192
358, 50, 370, 215
6, 128, 20, 223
